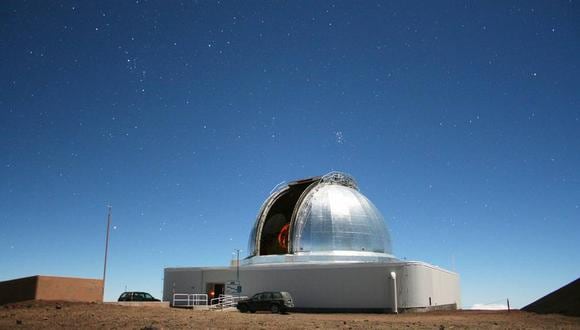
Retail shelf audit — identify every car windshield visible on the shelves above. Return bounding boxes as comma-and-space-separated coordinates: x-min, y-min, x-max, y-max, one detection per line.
144, 293, 154, 299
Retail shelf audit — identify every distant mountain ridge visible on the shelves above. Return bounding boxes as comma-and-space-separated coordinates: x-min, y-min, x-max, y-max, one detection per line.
522, 278, 580, 317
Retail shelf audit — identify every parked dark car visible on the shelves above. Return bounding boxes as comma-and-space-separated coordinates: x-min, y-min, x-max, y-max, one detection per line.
117, 292, 160, 302
237, 291, 294, 314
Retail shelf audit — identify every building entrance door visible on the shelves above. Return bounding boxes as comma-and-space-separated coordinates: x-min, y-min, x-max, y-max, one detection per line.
206, 283, 225, 303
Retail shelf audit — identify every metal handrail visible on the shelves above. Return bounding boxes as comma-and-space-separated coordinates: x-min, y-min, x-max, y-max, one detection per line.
173, 293, 246, 309
209, 295, 247, 310
172, 293, 208, 307
191, 294, 209, 306
172, 293, 191, 307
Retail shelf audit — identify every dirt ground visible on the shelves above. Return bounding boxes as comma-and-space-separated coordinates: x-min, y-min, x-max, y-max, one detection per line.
1, 301, 579, 329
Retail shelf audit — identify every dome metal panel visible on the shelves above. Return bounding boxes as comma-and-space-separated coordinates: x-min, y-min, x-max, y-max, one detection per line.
291, 184, 392, 255
245, 172, 394, 264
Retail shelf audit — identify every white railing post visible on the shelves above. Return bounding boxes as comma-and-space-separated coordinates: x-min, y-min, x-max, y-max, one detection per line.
172, 293, 209, 308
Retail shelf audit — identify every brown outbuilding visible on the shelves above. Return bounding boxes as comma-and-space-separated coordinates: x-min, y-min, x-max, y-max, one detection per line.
0, 275, 103, 305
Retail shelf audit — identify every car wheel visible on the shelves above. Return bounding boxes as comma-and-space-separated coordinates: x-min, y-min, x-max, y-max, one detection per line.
249, 308, 256, 313
270, 304, 280, 314
238, 305, 247, 313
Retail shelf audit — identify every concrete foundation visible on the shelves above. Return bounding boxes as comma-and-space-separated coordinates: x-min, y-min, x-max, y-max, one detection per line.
109, 302, 170, 308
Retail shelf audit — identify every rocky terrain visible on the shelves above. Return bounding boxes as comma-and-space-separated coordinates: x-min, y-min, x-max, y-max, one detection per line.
1, 301, 579, 329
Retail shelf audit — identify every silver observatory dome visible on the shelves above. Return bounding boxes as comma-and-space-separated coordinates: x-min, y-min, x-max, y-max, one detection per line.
245, 172, 395, 265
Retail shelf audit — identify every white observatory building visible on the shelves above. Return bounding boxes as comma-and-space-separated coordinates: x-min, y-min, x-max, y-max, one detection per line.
163, 172, 460, 312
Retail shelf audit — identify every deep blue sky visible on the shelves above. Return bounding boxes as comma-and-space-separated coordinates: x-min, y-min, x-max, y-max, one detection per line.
1, 1, 579, 307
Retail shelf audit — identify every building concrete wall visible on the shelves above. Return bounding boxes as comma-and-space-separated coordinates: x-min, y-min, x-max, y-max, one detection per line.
0, 276, 37, 305
35, 276, 103, 302
164, 261, 460, 311
398, 263, 461, 308
163, 268, 204, 301
0, 276, 103, 305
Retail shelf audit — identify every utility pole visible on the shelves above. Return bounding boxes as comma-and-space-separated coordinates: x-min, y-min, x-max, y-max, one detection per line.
451, 254, 456, 272
234, 249, 241, 282
234, 248, 241, 298
102, 206, 112, 302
